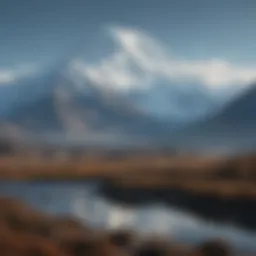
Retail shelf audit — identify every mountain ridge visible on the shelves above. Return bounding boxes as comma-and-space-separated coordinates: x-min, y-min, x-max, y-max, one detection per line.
171, 83, 256, 154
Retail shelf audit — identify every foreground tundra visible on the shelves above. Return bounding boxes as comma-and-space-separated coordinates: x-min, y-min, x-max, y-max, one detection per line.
0, 197, 239, 256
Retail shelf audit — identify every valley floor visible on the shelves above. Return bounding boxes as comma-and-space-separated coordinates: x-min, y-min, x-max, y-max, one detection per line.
0, 153, 256, 198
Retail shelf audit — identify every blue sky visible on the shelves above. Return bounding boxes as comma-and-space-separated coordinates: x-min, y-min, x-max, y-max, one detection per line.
1, 0, 256, 94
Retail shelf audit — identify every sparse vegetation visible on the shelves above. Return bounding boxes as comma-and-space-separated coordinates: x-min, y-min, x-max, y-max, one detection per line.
0, 153, 256, 198
0, 197, 247, 256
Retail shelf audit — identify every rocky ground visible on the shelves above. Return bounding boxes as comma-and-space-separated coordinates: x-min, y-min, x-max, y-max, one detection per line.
0, 196, 252, 256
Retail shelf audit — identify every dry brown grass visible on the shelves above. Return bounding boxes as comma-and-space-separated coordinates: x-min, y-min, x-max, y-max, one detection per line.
0, 153, 256, 198
0, 196, 248, 256
0, 196, 185, 256
0, 154, 223, 180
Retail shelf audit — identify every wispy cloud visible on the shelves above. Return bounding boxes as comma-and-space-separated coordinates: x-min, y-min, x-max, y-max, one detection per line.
0, 64, 38, 85
71, 26, 256, 93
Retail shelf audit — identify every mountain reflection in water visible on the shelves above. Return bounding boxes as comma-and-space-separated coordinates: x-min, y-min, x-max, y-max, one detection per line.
0, 180, 255, 253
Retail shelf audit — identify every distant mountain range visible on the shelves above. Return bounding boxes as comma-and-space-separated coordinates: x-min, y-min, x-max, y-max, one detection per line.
0, 65, 174, 147
0, 60, 255, 152
172, 83, 256, 154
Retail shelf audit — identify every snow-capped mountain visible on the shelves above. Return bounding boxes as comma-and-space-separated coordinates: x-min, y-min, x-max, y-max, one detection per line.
69, 58, 233, 123
123, 80, 217, 122
0, 64, 173, 147
0, 57, 252, 149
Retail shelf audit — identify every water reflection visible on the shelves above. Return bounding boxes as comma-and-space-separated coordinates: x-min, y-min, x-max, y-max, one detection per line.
0, 181, 255, 252
99, 183, 256, 231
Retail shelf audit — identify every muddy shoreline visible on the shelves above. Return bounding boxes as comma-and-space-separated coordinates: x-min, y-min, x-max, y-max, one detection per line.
0, 196, 254, 256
